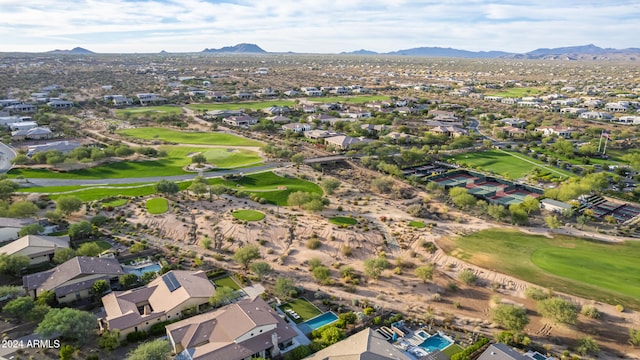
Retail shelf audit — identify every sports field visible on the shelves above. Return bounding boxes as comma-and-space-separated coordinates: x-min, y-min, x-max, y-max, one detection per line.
115, 106, 183, 117
117, 127, 263, 147
440, 228, 640, 309
210, 171, 322, 206
447, 150, 573, 179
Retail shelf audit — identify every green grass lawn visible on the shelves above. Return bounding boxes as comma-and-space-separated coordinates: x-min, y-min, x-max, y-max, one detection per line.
80, 240, 112, 252
486, 87, 543, 98
329, 216, 357, 226
10, 146, 261, 180
446, 149, 573, 180
280, 298, 323, 323
531, 146, 626, 167
441, 228, 640, 309
20, 182, 191, 202
310, 95, 389, 104
213, 276, 242, 290
101, 198, 128, 208
409, 221, 426, 228
209, 171, 322, 206
442, 343, 464, 357
232, 209, 265, 221
146, 197, 169, 214
115, 106, 183, 118
186, 100, 297, 111
117, 127, 264, 147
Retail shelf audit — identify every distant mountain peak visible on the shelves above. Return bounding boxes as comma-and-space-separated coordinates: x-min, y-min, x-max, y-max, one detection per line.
341, 49, 378, 55
47, 47, 94, 54
202, 43, 266, 53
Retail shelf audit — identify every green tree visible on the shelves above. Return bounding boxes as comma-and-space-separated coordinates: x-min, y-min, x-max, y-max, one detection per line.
59, 345, 76, 360
209, 184, 227, 199
119, 273, 139, 289
35, 290, 57, 306
35, 308, 97, 343
191, 153, 207, 165
320, 178, 341, 195
250, 261, 272, 280
544, 215, 561, 229
201, 237, 212, 249
18, 223, 44, 237
9, 201, 39, 218
92, 279, 110, 297
209, 286, 236, 307
127, 339, 172, 360
318, 325, 345, 345
491, 304, 529, 331
458, 269, 477, 285
487, 204, 508, 221
580, 304, 600, 319
77, 242, 102, 257
56, 195, 83, 216
414, 264, 434, 283
53, 248, 76, 264
98, 330, 120, 351
283, 345, 311, 360
537, 297, 578, 324
68, 220, 93, 240
509, 204, 528, 226
363, 257, 390, 280
154, 179, 179, 195
274, 277, 297, 300
189, 181, 208, 199
521, 195, 540, 215
0, 179, 19, 200
3, 296, 35, 320
629, 328, 640, 346
312, 265, 331, 284
575, 336, 599, 356
233, 245, 261, 270
141, 271, 158, 284
291, 153, 305, 166
0, 254, 30, 277
370, 176, 395, 193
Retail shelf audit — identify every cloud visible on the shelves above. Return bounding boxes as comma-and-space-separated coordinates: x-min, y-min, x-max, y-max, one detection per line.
0, 0, 637, 53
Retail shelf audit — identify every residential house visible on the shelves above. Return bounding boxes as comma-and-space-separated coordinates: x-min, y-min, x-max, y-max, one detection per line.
324, 135, 369, 150
27, 141, 82, 157
302, 105, 317, 113
476, 343, 531, 360
499, 118, 528, 128
188, 89, 209, 97
23, 256, 124, 304
263, 106, 290, 116
560, 107, 587, 115
12, 127, 53, 141
616, 115, 640, 125
329, 86, 350, 95
430, 125, 467, 138
383, 132, 416, 143
269, 115, 292, 124
9, 121, 38, 131
604, 102, 629, 112
301, 87, 323, 96
137, 93, 167, 105
0, 115, 30, 127
283, 90, 300, 97
222, 115, 258, 127
497, 126, 526, 138
501, 98, 520, 105
0, 235, 69, 266
46, 100, 74, 109
305, 327, 411, 360
308, 114, 340, 124
535, 126, 574, 139
104, 95, 133, 106
430, 110, 458, 122
206, 110, 244, 119
99, 270, 216, 338
0, 218, 40, 242
304, 130, 340, 141
339, 110, 371, 119
257, 88, 277, 98
4, 104, 36, 113
579, 111, 613, 120
0, 99, 22, 108
484, 96, 503, 102
282, 123, 311, 133
540, 199, 572, 214
166, 296, 297, 360
208, 92, 230, 102
235, 91, 253, 100
583, 99, 604, 108
361, 124, 388, 135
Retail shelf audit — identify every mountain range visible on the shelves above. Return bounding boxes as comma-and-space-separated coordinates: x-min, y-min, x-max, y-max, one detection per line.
43, 44, 640, 59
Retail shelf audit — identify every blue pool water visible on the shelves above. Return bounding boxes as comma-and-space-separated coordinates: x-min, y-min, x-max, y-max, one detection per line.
418, 334, 453, 352
126, 263, 161, 277
302, 312, 338, 331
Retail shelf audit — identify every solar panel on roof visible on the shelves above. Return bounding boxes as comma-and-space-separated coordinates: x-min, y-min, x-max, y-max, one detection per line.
162, 272, 182, 292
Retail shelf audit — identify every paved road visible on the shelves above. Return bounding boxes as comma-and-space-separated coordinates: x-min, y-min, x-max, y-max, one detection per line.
0, 142, 16, 173
22, 163, 289, 187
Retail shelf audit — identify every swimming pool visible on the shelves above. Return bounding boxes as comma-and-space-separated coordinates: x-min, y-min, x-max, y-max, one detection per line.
125, 263, 161, 277
418, 334, 453, 352
302, 312, 338, 331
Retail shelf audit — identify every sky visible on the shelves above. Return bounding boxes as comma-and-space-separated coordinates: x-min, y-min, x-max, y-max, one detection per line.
1, 0, 638, 54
